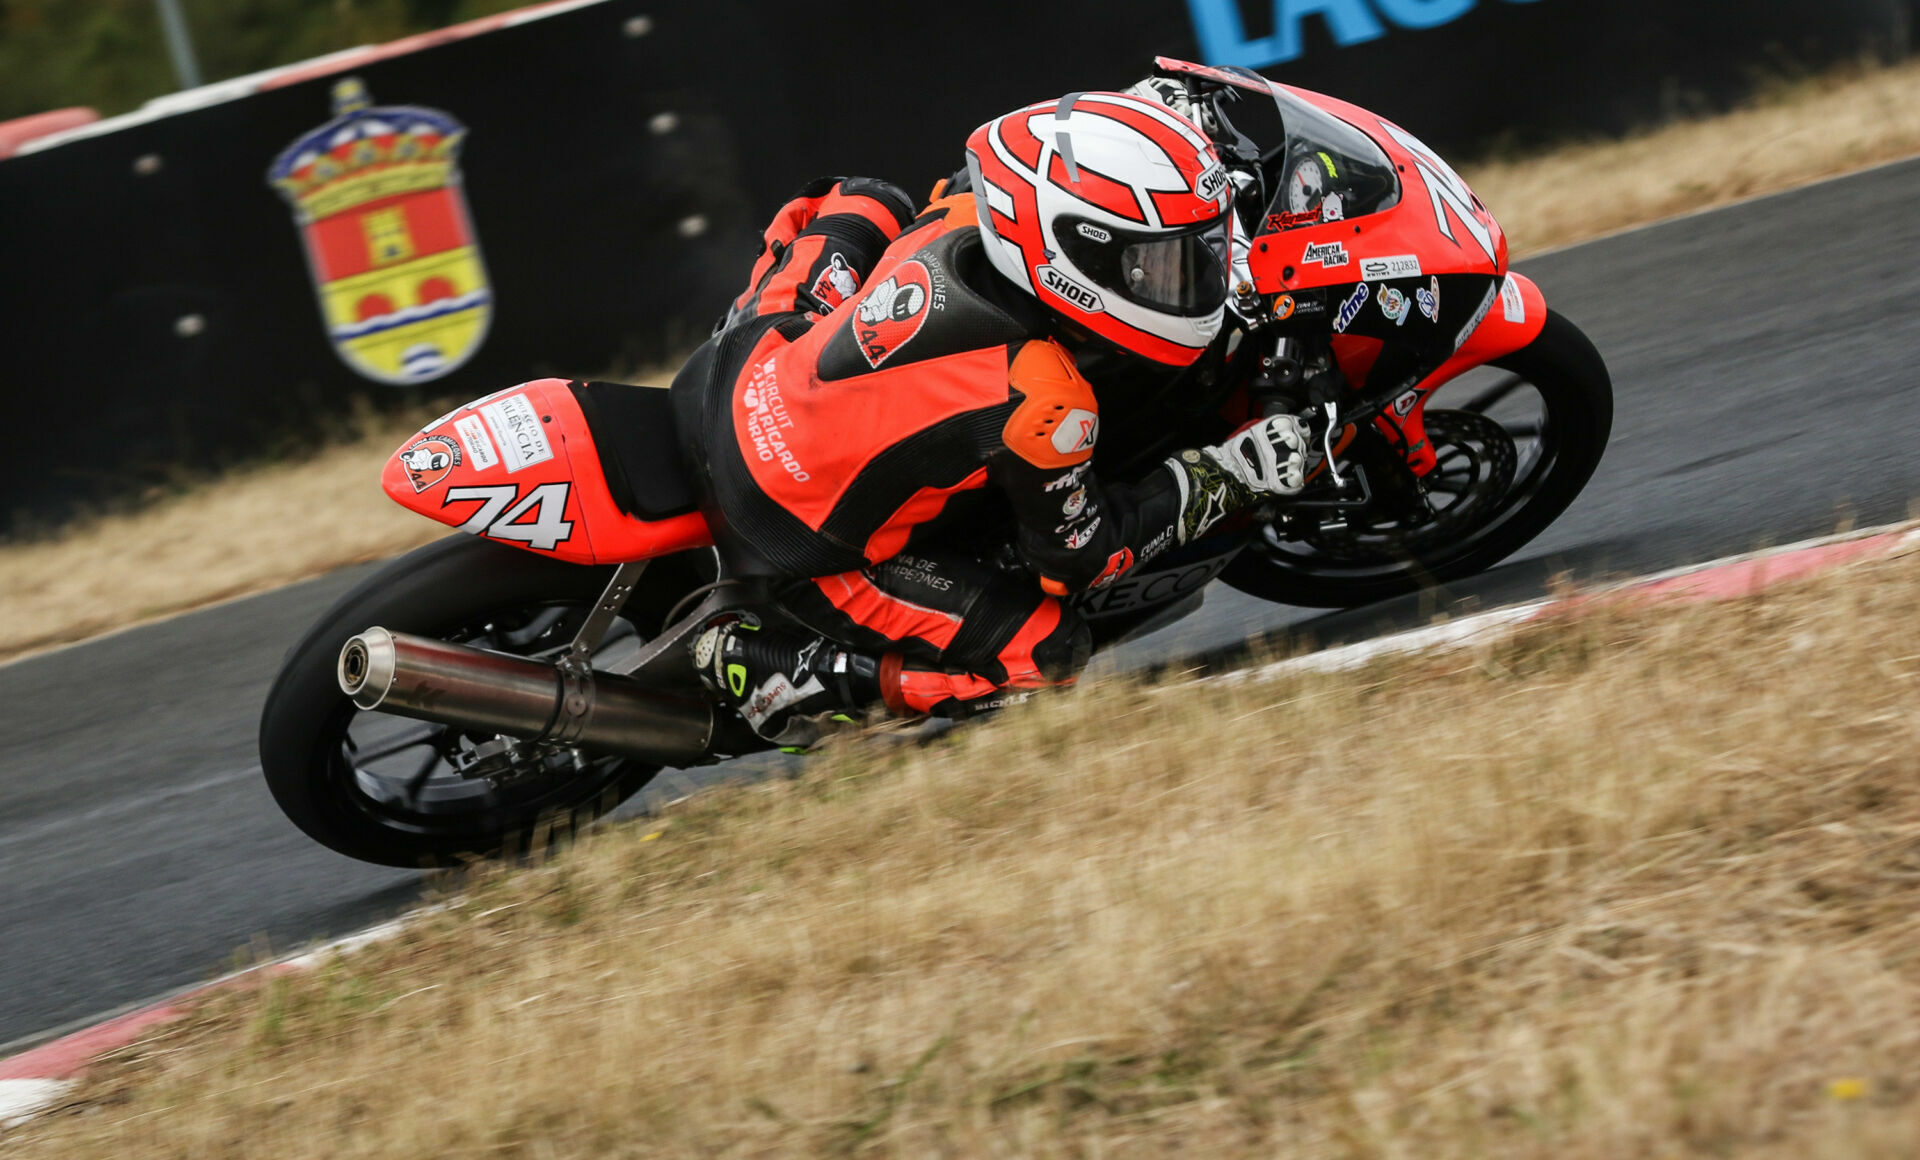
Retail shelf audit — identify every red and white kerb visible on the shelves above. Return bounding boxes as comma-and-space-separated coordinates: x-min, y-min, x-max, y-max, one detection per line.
966, 91, 1230, 366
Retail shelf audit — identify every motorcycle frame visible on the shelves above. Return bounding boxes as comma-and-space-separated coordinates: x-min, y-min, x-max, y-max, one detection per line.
354, 58, 1564, 761
1159, 58, 1550, 477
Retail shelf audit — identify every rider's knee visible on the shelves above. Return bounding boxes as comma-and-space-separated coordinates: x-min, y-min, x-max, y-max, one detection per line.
1030, 606, 1092, 685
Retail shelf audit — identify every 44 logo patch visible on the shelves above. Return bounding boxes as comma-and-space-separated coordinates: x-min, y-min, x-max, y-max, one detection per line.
398, 434, 460, 493
854, 260, 934, 368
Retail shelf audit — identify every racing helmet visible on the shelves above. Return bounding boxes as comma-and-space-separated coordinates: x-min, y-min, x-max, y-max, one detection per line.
965, 91, 1232, 367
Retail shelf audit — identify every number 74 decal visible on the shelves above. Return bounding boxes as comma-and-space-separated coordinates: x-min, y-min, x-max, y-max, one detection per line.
443, 483, 574, 551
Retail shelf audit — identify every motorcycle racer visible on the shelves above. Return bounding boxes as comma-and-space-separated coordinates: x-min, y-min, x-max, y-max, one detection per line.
673, 91, 1311, 747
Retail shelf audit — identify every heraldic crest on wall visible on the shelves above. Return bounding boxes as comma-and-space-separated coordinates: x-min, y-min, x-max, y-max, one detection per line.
269, 78, 492, 385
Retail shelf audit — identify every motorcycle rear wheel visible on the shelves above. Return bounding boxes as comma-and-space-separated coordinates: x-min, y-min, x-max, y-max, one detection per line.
1219, 307, 1613, 609
258, 534, 713, 868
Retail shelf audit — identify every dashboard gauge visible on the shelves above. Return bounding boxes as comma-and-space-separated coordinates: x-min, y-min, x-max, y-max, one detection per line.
1286, 155, 1328, 213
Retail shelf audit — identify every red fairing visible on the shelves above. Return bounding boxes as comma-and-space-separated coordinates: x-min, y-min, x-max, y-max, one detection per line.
381, 378, 713, 564
1219, 72, 1542, 479
1372, 272, 1549, 476
1457, 271, 1547, 362
1248, 88, 1507, 294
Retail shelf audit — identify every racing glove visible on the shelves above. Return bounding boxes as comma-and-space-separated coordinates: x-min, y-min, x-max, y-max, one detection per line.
1163, 414, 1310, 544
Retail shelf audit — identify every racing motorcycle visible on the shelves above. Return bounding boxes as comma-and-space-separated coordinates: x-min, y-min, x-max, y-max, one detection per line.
260, 58, 1612, 867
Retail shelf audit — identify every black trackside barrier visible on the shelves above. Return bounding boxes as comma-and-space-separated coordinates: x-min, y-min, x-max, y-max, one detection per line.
0, 0, 748, 529
0, 0, 1908, 528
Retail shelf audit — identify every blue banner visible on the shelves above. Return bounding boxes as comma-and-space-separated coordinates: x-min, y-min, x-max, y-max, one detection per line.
1186, 0, 1546, 69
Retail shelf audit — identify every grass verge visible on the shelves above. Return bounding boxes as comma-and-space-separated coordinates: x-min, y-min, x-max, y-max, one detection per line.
0, 409, 448, 661
1469, 58, 1920, 255
8, 547, 1920, 1157
11, 56, 1920, 664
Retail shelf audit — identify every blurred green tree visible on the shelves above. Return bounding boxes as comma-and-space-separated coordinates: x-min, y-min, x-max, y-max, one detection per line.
0, 0, 530, 122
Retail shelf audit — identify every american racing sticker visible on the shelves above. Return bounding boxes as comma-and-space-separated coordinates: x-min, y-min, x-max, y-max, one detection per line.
480, 393, 554, 473
1301, 241, 1349, 269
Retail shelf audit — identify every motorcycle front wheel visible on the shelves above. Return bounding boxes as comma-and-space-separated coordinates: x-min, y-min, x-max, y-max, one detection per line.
258, 534, 714, 868
1220, 307, 1614, 609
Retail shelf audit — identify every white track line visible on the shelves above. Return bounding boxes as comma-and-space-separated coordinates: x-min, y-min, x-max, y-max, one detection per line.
279, 914, 421, 971
0, 1079, 72, 1127
1221, 600, 1552, 680
0, 912, 424, 1128
1225, 520, 1920, 684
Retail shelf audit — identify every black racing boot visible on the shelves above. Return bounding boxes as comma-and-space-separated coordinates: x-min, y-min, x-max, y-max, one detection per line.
690, 615, 884, 750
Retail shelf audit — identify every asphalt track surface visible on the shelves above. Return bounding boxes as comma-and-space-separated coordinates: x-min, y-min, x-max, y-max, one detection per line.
6, 159, 1920, 1049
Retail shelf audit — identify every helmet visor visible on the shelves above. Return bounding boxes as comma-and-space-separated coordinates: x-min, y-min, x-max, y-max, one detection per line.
1059, 215, 1230, 318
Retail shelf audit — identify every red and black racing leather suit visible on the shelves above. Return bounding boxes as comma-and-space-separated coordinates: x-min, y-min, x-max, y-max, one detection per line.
673, 178, 1195, 716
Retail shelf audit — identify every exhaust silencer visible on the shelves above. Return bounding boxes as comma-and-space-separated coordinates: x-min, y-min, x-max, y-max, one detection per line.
338, 627, 712, 766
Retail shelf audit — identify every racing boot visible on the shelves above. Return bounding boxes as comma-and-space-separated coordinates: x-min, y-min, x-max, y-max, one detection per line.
690, 615, 884, 750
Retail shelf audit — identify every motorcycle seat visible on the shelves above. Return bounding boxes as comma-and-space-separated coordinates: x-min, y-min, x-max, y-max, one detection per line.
567, 380, 698, 521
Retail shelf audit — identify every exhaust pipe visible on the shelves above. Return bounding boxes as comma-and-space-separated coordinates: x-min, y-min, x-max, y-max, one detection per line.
338, 627, 712, 766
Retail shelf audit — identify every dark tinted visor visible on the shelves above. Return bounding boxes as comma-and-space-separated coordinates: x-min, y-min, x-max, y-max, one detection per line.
1058, 215, 1230, 317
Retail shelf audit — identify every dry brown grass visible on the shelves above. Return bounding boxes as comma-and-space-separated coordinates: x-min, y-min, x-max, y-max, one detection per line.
1467, 58, 1920, 255
10, 548, 1920, 1157
0, 410, 447, 661
10, 57, 1920, 664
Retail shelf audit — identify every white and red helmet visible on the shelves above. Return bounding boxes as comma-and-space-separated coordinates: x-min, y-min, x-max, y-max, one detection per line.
966, 91, 1233, 366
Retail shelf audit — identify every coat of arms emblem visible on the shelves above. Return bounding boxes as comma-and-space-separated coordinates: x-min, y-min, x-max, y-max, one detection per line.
269, 78, 492, 384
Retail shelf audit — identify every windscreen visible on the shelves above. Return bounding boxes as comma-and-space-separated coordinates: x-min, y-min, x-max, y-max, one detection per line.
1237, 85, 1400, 230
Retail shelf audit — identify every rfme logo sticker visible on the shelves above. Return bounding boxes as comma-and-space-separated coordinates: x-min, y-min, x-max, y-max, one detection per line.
1186, 0, 1547, 69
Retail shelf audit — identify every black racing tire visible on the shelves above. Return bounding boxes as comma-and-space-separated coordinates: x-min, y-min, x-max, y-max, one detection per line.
258, 534, 712, 868
1220, 307, 1613, 609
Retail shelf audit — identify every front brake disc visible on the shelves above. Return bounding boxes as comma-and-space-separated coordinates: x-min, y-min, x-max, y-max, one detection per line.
1296, 409, 1517, 564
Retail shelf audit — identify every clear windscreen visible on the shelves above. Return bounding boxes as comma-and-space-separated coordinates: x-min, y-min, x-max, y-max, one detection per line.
1221, 83, 1401, 230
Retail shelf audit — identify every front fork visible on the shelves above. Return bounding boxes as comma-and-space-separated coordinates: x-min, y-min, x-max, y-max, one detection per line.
1246, 333, 1435, 531
1232, 272, 1550, 535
